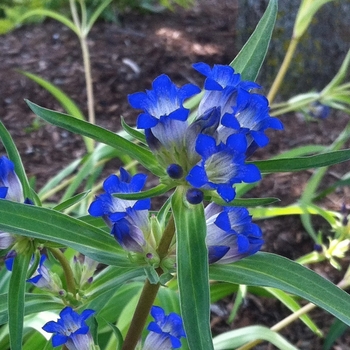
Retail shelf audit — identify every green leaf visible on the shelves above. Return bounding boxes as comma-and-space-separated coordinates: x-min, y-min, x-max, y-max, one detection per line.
85, 266, 145, 304
19, 71, 93, 153
172, 187, 213, 350
209, 195, 279, 207
230, 0, 277, 81
18, 9, 79, 35
26, 100, 164, 177
121, 117, 147, 144
213, 325, 298, 350
264, 287, 322, 336
52, 191, 90, 212
253, 148, 350, 173
0, 201, 131, 267
107, 322, 124, 350
323, 318, 348, 350
113, 184, 174, 200
8, 253, 31, 350
210, 252, 350, 327
0, 294, 63, 325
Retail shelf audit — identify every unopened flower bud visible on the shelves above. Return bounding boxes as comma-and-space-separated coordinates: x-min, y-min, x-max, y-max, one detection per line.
186, 188, 204, 205
166, 164, 184, 179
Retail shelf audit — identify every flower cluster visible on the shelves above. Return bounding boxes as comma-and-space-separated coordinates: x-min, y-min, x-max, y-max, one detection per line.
129, 62, 283, 203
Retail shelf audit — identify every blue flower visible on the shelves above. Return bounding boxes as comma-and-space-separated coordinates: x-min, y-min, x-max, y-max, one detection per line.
193, 62, 259, 118
193, 63, 283, 156
42, 306, 95, 350
220, 89, 283, 155
128, 74, 200, 157
0, 156, 23, 203
27, 255, 62, 292
205, 203, 264, 264
88, 168, 151, 252
186, 133, 261, 202
129, 74, 200, 129
143, 306, 186, 350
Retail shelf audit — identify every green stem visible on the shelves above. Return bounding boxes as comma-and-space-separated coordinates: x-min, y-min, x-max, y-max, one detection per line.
121, 215, 176, 350
69, 0, 95, 125
49, 248, 76, 295
267, 36, 299, 104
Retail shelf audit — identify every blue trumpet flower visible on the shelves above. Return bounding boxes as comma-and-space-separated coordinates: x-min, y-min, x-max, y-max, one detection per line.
0, 156, 23, 203
143, 306, 186, 350
42, 307, 95, 350
186, 133, 261, 202
205, 203, 264, 264
88, 168, 150, 253
128, 74, 200, 152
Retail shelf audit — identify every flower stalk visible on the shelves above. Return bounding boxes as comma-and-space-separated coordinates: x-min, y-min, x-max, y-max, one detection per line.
122, 214, 176, 350
49, 247, 76, 295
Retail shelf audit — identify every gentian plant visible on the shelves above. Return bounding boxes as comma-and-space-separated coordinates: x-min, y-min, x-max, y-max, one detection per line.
1, 1, 350, 349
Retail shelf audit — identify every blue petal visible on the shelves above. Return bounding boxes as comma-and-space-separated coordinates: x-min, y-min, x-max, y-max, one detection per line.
88, 198, 105, 217
214, 211, 231, 231
147, 321, 163, 334
109, 212, 127, 222
237, 234, 250, 253
129, 173, 148, 192
51, 334, 68, 347
216, 184, 236, 202
204, 78, 224, 90
195, 134, 217, 158
0, 187, 8, 199
133, 198, 151, 210
186, 165, 208, 188
137, 113, 159, 129
242, 164, 261, 183
167, 107, 189, 121
128, 91, 148, 110
42, 320, 62, 333
150, 305, 166, 323
221, 112, 240, 129
170, 335, 182, 348
226, 133, 247, 153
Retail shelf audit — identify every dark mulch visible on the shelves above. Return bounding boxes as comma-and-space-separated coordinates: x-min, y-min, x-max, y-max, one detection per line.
0, 1, 349, 348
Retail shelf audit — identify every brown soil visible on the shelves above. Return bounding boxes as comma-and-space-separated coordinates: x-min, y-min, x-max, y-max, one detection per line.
0, 1, 350, 349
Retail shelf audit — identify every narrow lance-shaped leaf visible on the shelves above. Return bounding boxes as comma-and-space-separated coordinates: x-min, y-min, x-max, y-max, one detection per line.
0, 200, 131, 267
172, 186, 213, 350
8, 253, 31, 350
230, 0, 278, 81
253, 148, 350, 173
210, 252, 350, 327
26, 100, 164, 177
